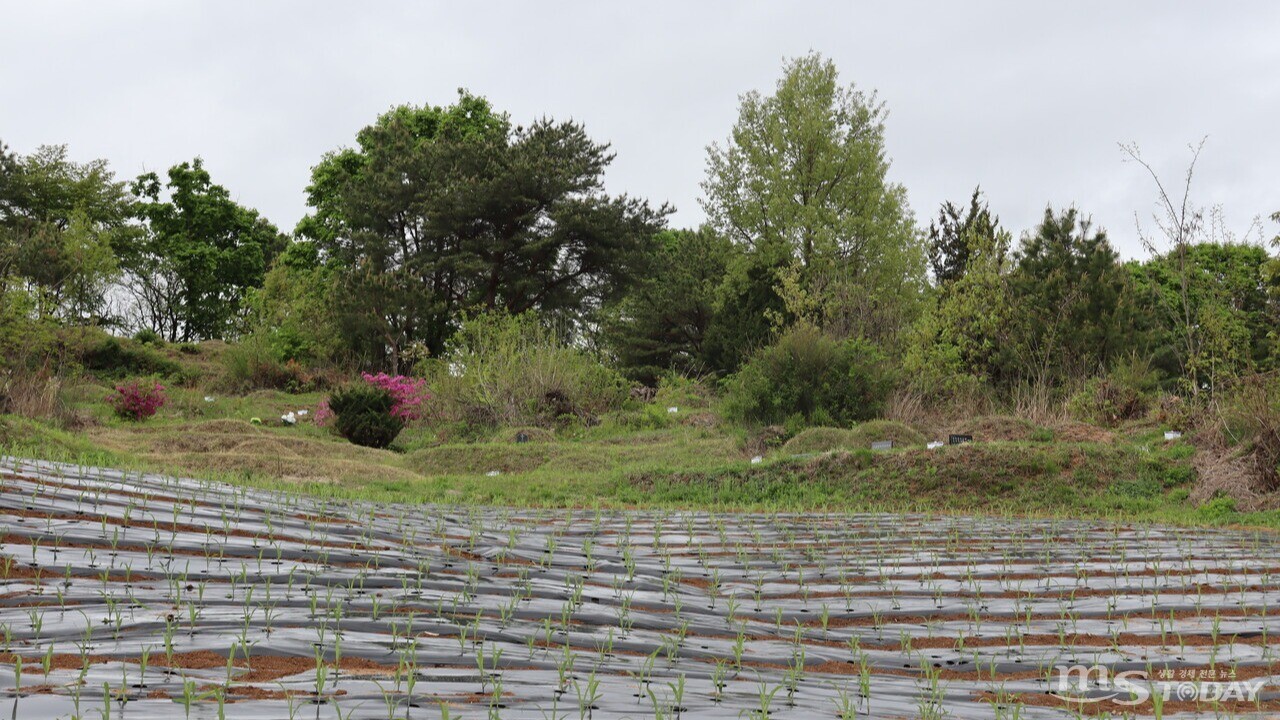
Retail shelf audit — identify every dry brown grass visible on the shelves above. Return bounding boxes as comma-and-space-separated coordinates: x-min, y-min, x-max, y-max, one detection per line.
87, 419, 423, 486
1049, 420, 1115, 444
883, 386, 992, 436
946, 415, 1038, 442
0, 367, 88, 429
1186, 374, 1280, 510
1190, 446, 1273, 511
886, 382, 1080, 438
1009, 380, 1073, 426
0, 369, 60, 417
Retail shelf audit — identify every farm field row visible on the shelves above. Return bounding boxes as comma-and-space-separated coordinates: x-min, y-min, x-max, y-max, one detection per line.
1, 457, 1278, 718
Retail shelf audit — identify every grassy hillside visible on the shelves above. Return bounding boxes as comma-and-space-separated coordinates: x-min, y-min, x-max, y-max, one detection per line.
6, 408, 1254, 528
2, 333, 1277, 529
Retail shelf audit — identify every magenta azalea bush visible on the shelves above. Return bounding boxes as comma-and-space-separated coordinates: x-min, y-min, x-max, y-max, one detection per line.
314, 398, 334, 426
106, 380, 167, 421
315, 373, 430, 429
361, 372, 431, 421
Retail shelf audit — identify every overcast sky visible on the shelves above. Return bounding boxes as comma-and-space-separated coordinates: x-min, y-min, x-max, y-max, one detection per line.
3, 2, 1277, 258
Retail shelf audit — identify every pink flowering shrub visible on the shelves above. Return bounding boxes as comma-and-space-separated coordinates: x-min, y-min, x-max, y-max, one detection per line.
361, 372, 431, 421
106, 380, 167, 421
314, 398, 334, 427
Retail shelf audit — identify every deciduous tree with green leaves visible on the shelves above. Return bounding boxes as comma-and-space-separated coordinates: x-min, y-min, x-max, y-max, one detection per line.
702, 52, 924, 345
122, 159, 286, 342
1130, 242, 1277, 392
1264, 209, 1280, 304
244, 240, 343, 364
0, 143, 131, 324
904, 223, 1015, 397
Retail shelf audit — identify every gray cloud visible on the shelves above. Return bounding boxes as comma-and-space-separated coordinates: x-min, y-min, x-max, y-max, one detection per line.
3, 1, 1276, 258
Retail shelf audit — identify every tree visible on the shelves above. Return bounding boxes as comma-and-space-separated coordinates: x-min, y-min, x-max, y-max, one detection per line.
927, 187, 1004, 284
1131, 243, 1277, 391
700, 243, 793, 375
0, 140, 23, 304
904, 224, 1016, 396
122, 159, 286, 341
1266, 210, 1280, 301
1120, 139, 1274, 394
0, 139, 19, 276
299, 90, 669, 371
0, 144, 130, 323
244, 241, 342, 364
1008, 207, 1132, 385
601, 226, 735, 382
1267, 211, 1280, 372
701, 52, 924, 344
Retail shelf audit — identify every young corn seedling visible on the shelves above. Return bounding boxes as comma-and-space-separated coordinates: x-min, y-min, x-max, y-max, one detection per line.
744, 677, 782, 720
573, 670, 602, 719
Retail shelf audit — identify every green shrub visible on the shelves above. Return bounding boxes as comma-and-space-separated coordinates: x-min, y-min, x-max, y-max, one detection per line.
612, 403, 677, 431
328, 384, 404, 449
721, 324, 892, 428
1068, 377, 1148, 427
651, 374, 714, 411
607, 376, 717, 432
132, 328, 162, 346
429, 313, 628, 430
0, 290, 54, 372
1068, 355, 1158, 427
222, 334, 317, 393
222, 334, 283, 389
1153, 393, 1192, 430
80, 335, 184, 380
1197, 495, 1238, 523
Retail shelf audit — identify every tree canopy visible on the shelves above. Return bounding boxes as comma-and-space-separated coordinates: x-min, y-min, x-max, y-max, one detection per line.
298, 91, 669, 370
122, 158, 286, 342
2, 59, 1277, 421
1008, 206, 1132, 384
0, 143, 131, 323
702, 51, 924, 345
928, 187, 1003, 285
601, 226, 736, 382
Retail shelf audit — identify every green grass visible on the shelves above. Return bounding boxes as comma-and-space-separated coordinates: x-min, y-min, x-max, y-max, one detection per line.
407, 430, 739, 476
5, 334, 1278, 530
0, 415, 121, 464
782, 421, 927, 454
6, 405, 1279, 530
